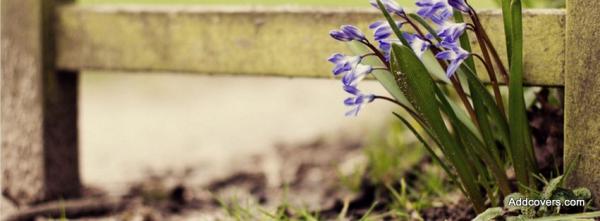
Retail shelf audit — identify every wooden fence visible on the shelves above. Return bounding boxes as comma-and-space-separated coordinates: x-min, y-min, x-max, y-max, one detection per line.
1, 0, 599, 206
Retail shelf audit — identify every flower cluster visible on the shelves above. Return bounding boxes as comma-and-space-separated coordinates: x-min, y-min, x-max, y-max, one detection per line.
327, 34, 375, 116
415, 0, 470, 77
328, 0, 473, 116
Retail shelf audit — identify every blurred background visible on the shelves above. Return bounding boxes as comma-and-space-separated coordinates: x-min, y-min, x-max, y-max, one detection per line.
76, 0, 559, 198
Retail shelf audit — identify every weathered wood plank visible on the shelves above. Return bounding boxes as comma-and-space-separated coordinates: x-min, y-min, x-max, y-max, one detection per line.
55, 6, 565, 86
1, 0, 80, 205
564, 0, 600, 206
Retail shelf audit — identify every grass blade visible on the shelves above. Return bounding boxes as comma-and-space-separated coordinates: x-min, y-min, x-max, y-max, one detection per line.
502, 0, 513, 65
508, 0, 536, 191
391, 112, 463, 194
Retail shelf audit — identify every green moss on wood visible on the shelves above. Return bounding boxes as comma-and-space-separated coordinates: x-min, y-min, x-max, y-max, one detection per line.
56, 6, 565, 86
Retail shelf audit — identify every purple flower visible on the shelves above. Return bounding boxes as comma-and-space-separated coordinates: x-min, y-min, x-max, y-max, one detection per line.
436, 44, 470, 77
416, 0, 454, 25
341, 25, 366, 41
449, 0, 470, 12
328, 53, 361, 76
377, 39, 401, 61
437, 22, 466, 45
403, 33, 431, 58
374, 25, 393, 41
369, 0, 404, 16
369, 20, 404, 61
330, 30, 353, 41
344, 91, 376, 116
329, 25, 366, 42
369, 20, 385, 29
342, 64, 373, 86
343, 85, 360, 95
369, 20, 403, 41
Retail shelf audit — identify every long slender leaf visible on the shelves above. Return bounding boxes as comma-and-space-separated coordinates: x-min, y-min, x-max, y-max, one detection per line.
434, 84, 511, 197
408, 13, 439, 40
508, 0, 536, 191
459, 65, 511, 154
502, 0, 513, 65
391, 112, 466, 195
391, 44, 486, 213
468, 79, 511, 196
404, 15, 479, 135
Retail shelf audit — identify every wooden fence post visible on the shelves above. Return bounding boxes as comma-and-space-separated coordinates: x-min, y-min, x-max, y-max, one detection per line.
564, 0, 600, 205
1, 0, 80, 205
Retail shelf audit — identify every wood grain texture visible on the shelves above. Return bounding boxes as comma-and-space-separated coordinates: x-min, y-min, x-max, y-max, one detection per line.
1, 0, 80, 205
55, 6, 565, 86
564, 0, 600, 206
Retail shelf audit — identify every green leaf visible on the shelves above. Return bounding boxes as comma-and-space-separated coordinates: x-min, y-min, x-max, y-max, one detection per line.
391, 43, 486, 213
473, 207, 504, 221
420, 49, 449, 83
391, 112, 465, 195
502, 0, 513, 65
403, 15, 478, 134
346, 41, 413, 109
468, 78, 511, 196
508, 0, 537, 191
459, 66, 511, 156
408, 13, 439, 40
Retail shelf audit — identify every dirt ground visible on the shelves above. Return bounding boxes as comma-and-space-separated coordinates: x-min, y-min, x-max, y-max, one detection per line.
3, 130, 371, 220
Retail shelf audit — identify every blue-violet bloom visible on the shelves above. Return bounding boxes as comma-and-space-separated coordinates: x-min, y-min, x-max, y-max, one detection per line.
416, 0, 454, 25
344, 91, 376, 116
369, 0, 404, 16
342, 64, 373, 86
404, 33, 431, 58
328, 53, 362, 76
377, 39, 401, 61
341, 25, 366, 41
448, 0, 470, 12
329, 30, 352, 41
436, 44, 470, 77
329, 25, 366, 42
369, 20, 403, 41
437, 22, 467, 45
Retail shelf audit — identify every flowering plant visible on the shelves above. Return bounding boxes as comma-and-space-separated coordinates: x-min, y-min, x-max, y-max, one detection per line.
328, 0, 537, 213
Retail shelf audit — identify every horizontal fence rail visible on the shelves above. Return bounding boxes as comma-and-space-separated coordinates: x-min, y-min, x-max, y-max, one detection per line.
56, 6, 565, 86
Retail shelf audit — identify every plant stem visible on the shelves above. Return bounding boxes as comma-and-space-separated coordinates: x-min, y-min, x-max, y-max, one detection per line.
468, 6, 510, 82
469, 10, 506, 115
360, 40, 391, 70
430, 46, 478, 125
450, 74, 479, 127
374, 95, 427, 126
402, 14, 438, 49
471, 53, 506, 116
